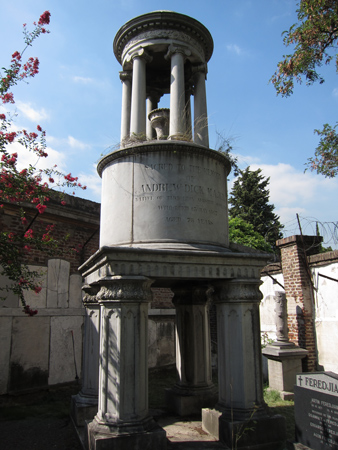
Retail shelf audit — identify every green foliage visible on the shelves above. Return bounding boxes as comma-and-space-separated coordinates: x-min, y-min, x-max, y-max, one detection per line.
229, 168, 283, 251
264, 387, 283, 404
309, 122, 338, 177
215, 131, 239, 176
271, 0, 338, 177
229, 217, 273, 252
271, 0, 338, 96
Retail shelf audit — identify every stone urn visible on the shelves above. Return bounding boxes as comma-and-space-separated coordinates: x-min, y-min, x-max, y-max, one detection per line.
148, 108, 170, 140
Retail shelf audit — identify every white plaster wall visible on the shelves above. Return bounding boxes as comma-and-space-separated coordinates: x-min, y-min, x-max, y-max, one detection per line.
260, 262, 338, 374
259, 273, 284, 342
312, 262, 338, 373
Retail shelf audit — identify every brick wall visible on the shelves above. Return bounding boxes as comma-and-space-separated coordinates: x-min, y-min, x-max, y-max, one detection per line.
1, 194, 100, 273
276, 235, 322, 372
151, 287, 174, 309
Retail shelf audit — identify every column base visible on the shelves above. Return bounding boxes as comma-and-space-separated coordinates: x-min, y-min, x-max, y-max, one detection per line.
202, 408, 286, 450
71, 393, 98, 427
263, 344, 308, 396
86, 417, 167, 450
165, 385, 218, 416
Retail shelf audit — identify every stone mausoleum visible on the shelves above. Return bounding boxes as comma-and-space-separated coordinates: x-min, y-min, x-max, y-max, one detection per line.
73, 11, 286, 450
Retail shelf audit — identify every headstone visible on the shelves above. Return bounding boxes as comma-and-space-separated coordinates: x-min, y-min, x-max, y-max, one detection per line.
294, 372, 338, 449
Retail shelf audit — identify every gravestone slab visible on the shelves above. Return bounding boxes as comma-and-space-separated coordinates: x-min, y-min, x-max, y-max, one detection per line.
294, 372, 338, 449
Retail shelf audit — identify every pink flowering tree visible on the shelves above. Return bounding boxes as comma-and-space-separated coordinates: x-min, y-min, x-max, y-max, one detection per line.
0, 11, 86, 315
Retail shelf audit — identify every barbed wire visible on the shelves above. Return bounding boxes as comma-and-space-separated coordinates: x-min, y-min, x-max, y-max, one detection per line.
282, 215, 338, 249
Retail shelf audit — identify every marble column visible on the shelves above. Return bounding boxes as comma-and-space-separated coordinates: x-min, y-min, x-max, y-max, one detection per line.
71, 284, 100, 426
86, 276, 166, 450
129, 48, 152, 137
202, 279, 286, 450
166, 44, 191, 140
193, 64, 209, 147
146, 91, 161, 140
166, 283, 217, 416
184, 88, 192, 141
119, 71, 132, 145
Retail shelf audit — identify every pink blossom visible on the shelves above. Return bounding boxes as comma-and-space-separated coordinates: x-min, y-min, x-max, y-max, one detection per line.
11, 51, 21, 61
38, 11, 51, 26
36, 203, 46, 214
1, 93, 14, 104
24, 229, 33, 239
23, 305, 38, 316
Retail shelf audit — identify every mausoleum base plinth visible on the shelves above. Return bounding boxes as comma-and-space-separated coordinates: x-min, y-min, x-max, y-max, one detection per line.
262, 343, 308, 400
165, 384, 218, 416
71, 392, 98, 428
202, 408, 286, 450
86, 417, 167, 450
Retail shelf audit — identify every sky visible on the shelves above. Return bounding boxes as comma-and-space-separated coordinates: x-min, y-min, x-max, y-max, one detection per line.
1, 0, 337, 248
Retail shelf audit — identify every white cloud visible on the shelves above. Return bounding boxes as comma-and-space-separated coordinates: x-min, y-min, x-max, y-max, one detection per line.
67, 135, 90, 150
78, 166, 102, 201
248, 163, 338, 226
46, 134, 90, 151
226, 44, 243, 55
333, 88, 338, 97
5, 140, 66, 174
72, 76, 95, 84
16, 101, 49, 122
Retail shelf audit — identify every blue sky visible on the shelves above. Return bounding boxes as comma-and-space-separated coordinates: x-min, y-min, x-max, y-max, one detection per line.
1, 0, 337, 247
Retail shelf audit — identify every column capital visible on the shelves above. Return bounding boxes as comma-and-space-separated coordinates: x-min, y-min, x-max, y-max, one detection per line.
165, 43, 191, 60
82, 283, 100, 306
119, 70, 132, 82
126, 47, 152, 64
96, 276, 153, 303
192, 63, 208, 75
213, 279, 263, 304
146, 89, 162, 104
172, 283, 213, 306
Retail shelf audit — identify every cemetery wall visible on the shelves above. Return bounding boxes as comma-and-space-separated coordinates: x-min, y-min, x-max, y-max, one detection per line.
0, 196, 176, 394
0, 195, 100, 394
260, 245, 338, 374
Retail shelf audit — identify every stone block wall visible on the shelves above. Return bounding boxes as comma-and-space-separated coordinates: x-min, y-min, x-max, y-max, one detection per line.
0, 195, 176, 393
0, 261, 85, 394
0, 195, 100, 394
149, 288, 175, 368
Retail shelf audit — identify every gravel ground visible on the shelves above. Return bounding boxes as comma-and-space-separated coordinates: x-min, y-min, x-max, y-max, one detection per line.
0, 417, 82, 450
0, 384, 82, 450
